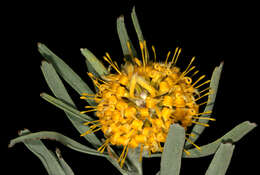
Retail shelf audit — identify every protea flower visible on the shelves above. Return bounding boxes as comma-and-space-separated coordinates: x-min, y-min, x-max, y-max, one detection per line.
80, 39, 216, 166
9, 7, 256, 175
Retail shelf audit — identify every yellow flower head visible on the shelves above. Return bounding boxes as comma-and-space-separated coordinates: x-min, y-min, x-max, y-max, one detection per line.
80, 41, 215, 167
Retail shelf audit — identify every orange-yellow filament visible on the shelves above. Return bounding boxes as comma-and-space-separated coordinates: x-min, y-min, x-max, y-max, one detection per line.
195, 80, 211, 89
140, 41, 146, 68
184, 149, 191, 156
169, 47, 179, 67
192, 116, 216, 121
165, 51, 171, 65
192, 75, 206, 87
152, 45, 156, 62
103, 54, 121, 74
185, 137, 201, 150
192, 121, 210, 127
173, 48, 182, 66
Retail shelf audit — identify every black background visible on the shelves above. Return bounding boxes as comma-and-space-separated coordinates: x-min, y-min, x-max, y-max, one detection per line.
5, 0, 259, 175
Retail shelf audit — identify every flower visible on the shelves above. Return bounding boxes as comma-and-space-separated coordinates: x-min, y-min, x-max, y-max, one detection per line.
80, 41, 215, 167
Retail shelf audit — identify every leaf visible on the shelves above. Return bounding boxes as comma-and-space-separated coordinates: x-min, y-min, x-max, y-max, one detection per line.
205, 143, 235, 175
183, 121, 256, 158
186, 62, 224, 147
117, 15, 137, 59
131, 7, 144, 42
80, 48, 108, 77
131, 7, 149, 60
160, 124, 185, 175
41, 59, 127, 174
41, 61, 101, 147
9, 131, 109, 158
55, 148, 75, 175
126, 148, 143, 175
144, 121, 256, 158
38, 43, 95, 106
11, 129, 66, 175
40, 92, 93, 123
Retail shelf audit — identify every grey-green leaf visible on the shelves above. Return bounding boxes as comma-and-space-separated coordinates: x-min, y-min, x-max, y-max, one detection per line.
131, 7, 149, 60
9, 131, 109, 158
144, 121, 256, 158
186, 62, 224, 147
117, 15, 137, 59
38, 43, 95, 106
131, 7, 144, 42
12, 129, 66, 175
81, 48, 108, 77
126, 148, 143, 175
41, 59, 127, 174
183, 121, 256, 158
160, 124, 185, 175
205, 143, 235, 175
55, 148, 75, 175
40, 92, 93, 123
41, 61, 101, 147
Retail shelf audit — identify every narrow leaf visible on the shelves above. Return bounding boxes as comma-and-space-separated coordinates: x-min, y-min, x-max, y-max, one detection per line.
131, 7, 149, 60
41, 61, 101, 147
183, 121, 256, 158
40, 92, 93, 122
186, 62, 224, 147
117, 15, 137, 59
38, 43, 95, 106
144, 121, 256, 158
41, 60, 127, 174
55, 148, 75, 175
126, 148, 143, 175
205, 143, 235, 175
9, 131, 109, 158
131, 7, 144, 42
160, 124, 185, 175
12, 129, 66, 175
80, 48, 108, 77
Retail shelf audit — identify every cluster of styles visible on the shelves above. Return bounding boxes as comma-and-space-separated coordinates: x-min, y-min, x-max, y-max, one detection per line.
80, 41, 214, 166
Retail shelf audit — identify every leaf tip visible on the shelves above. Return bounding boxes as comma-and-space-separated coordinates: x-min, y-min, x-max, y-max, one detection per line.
247, 121, 258, 128
117, 15, 124, 21
40, 60, 49, 66
40, 92, 45, 97
8, 142, 13, 148
219, 61, 224, 69
132, 6, 136, 12
37, 42, 43, 48
55, 148, 62, 158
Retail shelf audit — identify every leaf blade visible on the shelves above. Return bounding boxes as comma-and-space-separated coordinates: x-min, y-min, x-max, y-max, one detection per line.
41, 59, 128, 174
183, 121, 256, 158
12, 129, 66, 175
55, 148, 75, 175
80, 48, 108, 77
40, 92, 93, 123
117, 15, 137, 59
186, 62, 224, 147
160, 124, 185, 175
205, 143, 235, 175
9, 131, 109, 158
41, 61, 101, 147
144, 121, 256, 158
131, 7, 144, 42
38, 43, 95, 106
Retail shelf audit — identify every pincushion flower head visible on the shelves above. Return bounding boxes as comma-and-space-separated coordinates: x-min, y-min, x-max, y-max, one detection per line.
9, 7, 256, 175
80, 40, 215, 166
